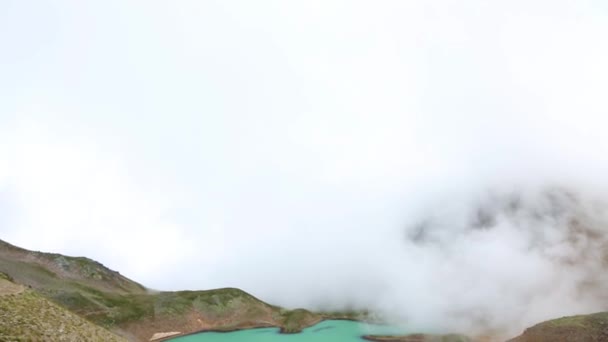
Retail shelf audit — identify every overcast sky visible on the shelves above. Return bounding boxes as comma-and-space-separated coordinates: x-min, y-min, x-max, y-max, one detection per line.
2, 0, 608, 335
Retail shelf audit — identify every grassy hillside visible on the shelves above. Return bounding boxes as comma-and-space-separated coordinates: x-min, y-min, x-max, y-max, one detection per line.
508, 312, 608, 342
0, 239, 360, 341
0, 275, 126, 341
0, 239, 146, 295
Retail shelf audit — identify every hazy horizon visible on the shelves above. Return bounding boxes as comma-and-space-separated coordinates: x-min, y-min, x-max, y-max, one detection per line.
2, 0, 608, 337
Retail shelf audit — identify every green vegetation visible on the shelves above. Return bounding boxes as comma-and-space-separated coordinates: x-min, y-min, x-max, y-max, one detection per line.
0, 239, 146, 295
0, 238, 331, 341
0, 278, 125, 342
0, 271, 12, 282
1, 238, 448, 341
547, 312, 608, 329
280, 308, 320, 333
509, 312, 608, 341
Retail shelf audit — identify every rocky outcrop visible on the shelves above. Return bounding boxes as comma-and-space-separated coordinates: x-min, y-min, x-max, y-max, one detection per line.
280, 308, 323, 333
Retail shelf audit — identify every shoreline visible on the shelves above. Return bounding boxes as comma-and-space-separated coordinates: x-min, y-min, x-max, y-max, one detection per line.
160, 318, 477, 342
158, 317, 372, 341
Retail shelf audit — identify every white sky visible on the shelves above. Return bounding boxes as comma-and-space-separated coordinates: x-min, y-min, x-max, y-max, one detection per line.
2, 0, 608, 333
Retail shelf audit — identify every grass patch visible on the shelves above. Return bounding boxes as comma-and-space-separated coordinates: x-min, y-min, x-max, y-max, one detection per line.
0, 279, 126, 341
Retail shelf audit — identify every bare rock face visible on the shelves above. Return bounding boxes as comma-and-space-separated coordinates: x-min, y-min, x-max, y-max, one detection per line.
508, 312, 608, 342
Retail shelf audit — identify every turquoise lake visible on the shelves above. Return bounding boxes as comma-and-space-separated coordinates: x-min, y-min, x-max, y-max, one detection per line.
170, 320, 408, 342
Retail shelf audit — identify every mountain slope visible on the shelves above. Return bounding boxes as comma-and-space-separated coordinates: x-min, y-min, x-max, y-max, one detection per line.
4, 239, 608, 341
508, 312, 608, 342
0, 272, 126, 341
0, 239, 146, 295
0, 239, 356, 341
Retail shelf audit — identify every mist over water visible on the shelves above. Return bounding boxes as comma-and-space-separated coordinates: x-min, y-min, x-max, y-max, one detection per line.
211, 184, 608, 338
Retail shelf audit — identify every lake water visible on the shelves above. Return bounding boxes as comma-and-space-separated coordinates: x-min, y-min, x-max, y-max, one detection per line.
170, 320, 408, 342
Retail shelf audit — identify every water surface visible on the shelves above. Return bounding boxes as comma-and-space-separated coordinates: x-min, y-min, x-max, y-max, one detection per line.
171, 320, 408, 342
